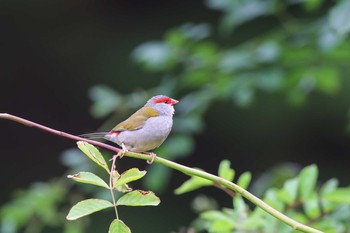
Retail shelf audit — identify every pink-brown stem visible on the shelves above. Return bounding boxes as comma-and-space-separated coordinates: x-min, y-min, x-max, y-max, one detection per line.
0, 113, 120, 154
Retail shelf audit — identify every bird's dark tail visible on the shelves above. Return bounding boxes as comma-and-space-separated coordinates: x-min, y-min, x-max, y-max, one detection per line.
78, 132, 108, 139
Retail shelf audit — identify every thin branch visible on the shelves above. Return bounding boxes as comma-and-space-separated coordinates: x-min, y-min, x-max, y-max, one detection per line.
0, 113, 120, 153
0, 113, 323, 233
213, 183, 236, 197
109, 154, 119, 219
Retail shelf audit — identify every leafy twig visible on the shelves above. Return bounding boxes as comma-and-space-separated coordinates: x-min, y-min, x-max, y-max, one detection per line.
0, 113, 323, 233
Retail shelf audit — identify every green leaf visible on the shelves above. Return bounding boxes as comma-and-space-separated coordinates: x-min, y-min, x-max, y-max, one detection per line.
67, 172, 109, 189
117, 190, 160, 206
209, 220, 234, 233
218, 160, 235, 182
77, 141, 109, 172
113, 170, 132, 193
320, 178, 338, 212
311, 219, 341, 233
132, 41, 173, 71
89, 85, 122, 118
233, 195, 246, 213
200, 210, 234, 224
237, 171, 252, 189
114, 168, 147, 188
298, 164, 318, 200
263, 188, 285, 211
200, 210, 235, 233
66, 199, 113, 220
174, 174, 213, 195
277, 177, 299, 204
108, 219, 131, 233
323, 188, 350, 204
303, 191, 321, 219
242, 214, 266, 230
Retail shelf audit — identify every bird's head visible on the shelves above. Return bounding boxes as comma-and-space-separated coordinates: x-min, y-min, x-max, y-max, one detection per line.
146, 95, 179, 116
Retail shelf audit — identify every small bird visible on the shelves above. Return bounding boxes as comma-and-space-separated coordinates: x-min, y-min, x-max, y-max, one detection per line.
80, 95, 179, 162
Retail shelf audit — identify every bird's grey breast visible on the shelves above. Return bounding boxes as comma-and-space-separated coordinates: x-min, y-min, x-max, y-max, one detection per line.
116, 115, 173, 152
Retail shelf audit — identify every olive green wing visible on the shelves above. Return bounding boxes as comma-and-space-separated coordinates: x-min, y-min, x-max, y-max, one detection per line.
112, 106, 159, 132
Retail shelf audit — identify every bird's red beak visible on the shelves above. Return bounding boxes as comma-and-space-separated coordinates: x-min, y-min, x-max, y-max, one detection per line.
170, 98, 179, 106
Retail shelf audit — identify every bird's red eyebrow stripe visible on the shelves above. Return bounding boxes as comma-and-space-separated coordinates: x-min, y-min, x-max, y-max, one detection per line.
154, 97, 179, 105
154, 97, 170, 103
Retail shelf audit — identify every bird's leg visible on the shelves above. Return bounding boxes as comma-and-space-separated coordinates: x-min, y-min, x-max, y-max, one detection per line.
145, 152, 157, 164
118, 143, 128, 159
110, 143, 128, 161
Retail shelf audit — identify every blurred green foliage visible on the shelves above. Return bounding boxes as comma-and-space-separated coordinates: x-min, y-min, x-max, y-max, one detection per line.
0, 180, 87, 233
179, 162, 350, 233
2, 0, 350, 232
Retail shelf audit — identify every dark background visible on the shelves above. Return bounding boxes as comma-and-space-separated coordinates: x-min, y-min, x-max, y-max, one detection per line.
1, 0, 350, 232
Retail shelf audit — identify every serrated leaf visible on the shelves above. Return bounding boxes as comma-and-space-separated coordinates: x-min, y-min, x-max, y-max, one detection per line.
66, 199, 113, 220
67, 172, 109, 189
114, 168, 147, 188
117, 190, 160, 206
218, 160, 235, 182
299, 164, 318, 200
109, 219, 131, 233
323, 188, 350, 204
174, 175, 212, 195
237, 171, 252, 189
77, 141, 109, 172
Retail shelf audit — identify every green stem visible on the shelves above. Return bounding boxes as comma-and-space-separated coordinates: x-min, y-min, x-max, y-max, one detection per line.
125, 152, 323, 233
0, 113, 323, 233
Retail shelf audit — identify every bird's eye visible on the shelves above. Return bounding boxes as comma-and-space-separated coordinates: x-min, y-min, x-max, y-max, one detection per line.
164, 100, 169, 104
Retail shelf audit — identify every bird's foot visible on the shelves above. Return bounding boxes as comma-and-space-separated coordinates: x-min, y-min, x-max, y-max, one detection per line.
110, 143, 128, 161
118, 143, 128, 159
146, 152, 157, 164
